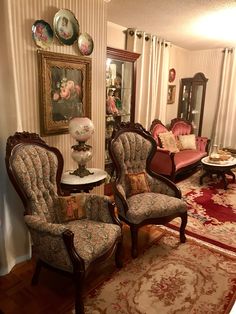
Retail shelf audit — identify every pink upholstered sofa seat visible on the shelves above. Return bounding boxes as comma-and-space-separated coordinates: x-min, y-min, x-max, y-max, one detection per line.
174, 149, 207, 170
149, 118, 210, 181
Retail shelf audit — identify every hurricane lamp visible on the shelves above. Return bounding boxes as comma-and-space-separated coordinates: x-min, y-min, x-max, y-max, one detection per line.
68, 117, 95, 177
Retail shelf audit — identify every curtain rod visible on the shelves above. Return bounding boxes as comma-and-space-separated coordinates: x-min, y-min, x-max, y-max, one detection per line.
222, 48, 233, 53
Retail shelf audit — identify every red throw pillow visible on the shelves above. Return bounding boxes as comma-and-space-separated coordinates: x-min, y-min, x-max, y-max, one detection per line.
126, 172, 150, 196
56, 195, 86, 222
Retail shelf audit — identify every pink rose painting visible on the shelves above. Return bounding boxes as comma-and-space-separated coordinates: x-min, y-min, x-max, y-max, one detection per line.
51, 67, 84, 121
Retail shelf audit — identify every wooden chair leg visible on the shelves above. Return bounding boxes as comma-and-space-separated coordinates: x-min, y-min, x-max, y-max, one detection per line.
130, 225, 139, 258
31, 259, 42, 285
115, 239, 123, 268
74, 272, 85, 314
179, 212, 188, 243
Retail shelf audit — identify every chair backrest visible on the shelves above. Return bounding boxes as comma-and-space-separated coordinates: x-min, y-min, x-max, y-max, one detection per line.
5, 132, 64, 223
108, 122, 157, 190
170, 118, 193, 137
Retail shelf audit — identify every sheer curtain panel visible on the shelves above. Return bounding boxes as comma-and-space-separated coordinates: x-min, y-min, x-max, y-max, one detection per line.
213, 48, 236, 148
126, 28, 170, 129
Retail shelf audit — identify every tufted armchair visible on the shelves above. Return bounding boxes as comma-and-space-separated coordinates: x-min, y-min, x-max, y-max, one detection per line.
5, 132, 122, 314
108, 122, 187, 258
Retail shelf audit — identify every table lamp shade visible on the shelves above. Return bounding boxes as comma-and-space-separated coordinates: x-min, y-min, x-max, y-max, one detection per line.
68, 117, 94, 142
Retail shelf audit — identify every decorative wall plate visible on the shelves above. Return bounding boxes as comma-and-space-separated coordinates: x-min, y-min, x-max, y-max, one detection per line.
78, 32, 94, 56
53, 9, 79, 45
32, 20, 53, 49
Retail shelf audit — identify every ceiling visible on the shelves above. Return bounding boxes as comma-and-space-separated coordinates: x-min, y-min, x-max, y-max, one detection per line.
107, 0, 236, 50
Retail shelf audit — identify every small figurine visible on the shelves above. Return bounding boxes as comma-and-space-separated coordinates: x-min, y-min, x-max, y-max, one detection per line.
114, 89, 122, 111
106, 89, 118, 114
114, 74, 122, 88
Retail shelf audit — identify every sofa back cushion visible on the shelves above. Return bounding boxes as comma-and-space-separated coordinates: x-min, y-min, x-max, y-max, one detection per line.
171, 119, 193, 137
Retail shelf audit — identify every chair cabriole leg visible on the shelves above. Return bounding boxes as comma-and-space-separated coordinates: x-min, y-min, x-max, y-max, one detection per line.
31, 259, 42, 285
180, 212, 188, 243
74, 272, 85, 314
130, 225, 139, 258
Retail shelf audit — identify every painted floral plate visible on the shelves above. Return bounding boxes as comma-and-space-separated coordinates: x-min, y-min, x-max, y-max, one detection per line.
78, 32, 94, 56
32, 20, 53, 49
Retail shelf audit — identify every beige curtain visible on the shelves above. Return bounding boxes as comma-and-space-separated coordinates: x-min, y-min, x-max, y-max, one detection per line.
212, 48, 236, 148
126, 28, 170, 129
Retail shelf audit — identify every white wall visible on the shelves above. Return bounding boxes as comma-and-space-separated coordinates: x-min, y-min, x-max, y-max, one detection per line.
107, 21, 126, 50
0, 0, 107, 275
166, 45, 189, 125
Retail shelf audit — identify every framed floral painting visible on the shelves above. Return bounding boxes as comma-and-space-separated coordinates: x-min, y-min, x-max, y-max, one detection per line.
38, 50, 91, 136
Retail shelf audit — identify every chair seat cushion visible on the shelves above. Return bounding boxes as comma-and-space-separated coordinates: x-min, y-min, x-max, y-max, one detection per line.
65, 219, 121, 269
124, 192, 187, 224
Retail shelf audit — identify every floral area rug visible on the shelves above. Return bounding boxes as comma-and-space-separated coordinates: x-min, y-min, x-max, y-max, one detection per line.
168, 170, 236, 253
83, 233, 236, 314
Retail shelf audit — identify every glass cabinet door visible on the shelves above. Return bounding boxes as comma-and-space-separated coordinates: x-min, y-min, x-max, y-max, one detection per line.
105, 47, 140, 182
178, 72, 208, 136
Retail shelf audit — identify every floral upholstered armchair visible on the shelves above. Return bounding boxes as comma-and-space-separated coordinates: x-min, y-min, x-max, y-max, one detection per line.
5, 132, 122, 314
108, 122, 187, 258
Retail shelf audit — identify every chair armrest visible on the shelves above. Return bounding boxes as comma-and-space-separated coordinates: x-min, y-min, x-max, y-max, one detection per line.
146, 172, 182, 198
24, 215, 74, 272
24, 215, 67, 235
83, 194, 121, 226
113, 183, 129, 216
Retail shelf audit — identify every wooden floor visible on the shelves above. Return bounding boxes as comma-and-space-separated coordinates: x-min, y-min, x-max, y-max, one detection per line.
0, 224, 163, 314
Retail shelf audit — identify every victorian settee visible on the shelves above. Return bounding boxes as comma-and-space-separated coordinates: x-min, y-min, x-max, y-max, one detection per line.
149, 118, 210, 181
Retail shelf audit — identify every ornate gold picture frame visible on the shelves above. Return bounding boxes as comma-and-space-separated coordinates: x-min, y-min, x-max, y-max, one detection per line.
167, 85, 176, 104
38, 50, 91, 136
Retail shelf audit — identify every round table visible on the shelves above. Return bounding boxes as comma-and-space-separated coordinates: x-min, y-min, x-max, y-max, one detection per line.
61, 168, 107, 194
200, 156, 236, 189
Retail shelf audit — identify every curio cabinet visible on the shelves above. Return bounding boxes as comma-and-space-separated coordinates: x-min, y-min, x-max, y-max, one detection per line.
105, 47, 140, 184
178, 72, 208, 136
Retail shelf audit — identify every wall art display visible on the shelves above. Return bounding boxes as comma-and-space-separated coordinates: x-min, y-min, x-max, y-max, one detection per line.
53, 9, 79, 45
167, 85, 176, 104
38, 50, 91, 136
168, 68, 176, 83
32, 20, 53, 49
78, 32, 94, 56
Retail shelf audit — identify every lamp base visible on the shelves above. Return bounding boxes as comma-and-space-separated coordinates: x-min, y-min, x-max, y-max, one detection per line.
70, 165, 94, 178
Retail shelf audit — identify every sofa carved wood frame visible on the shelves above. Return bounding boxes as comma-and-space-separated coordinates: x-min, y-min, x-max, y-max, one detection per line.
109, 122, 188, 258
5, 132, 123, 314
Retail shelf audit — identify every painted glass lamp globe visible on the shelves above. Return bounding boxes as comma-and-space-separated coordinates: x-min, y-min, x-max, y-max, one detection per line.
68, 117, 95, 177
